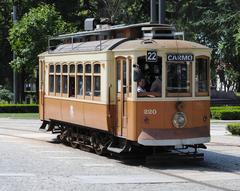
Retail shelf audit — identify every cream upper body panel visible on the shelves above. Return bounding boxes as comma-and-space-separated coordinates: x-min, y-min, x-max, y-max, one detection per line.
113, 39, 210, 51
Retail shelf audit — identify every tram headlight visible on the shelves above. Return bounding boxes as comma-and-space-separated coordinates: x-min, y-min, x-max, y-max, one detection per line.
173, 112, 187, 128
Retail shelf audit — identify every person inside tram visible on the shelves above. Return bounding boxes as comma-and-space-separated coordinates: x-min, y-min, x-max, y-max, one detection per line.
150, 75, 162, 93
137, 78, 146, 93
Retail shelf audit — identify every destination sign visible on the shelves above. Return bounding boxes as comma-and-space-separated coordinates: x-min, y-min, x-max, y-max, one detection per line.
167, 53, 194, 62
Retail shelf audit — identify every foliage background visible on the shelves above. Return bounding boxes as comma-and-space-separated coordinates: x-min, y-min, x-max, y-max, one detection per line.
0, 0, 240, 102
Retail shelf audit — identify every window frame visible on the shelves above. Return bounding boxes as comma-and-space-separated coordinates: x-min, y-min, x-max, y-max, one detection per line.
93, 62, 101, 100
76, 62, 84, 99
55, 63, 61, 96
69, 62, 76, 98
62, 63, 68, 97
84, 62, 92, 100
195, 56, 210, 97
49, 63, 55, 95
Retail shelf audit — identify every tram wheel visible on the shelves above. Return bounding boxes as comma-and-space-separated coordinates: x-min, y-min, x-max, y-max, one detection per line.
70, 140, 78, 149
91, 133, 105, 155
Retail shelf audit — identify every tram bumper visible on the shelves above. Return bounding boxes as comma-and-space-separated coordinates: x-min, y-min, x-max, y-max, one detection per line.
138, 127, 210, 146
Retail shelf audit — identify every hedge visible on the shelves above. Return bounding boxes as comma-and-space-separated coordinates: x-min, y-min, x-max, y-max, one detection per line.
211, 106, 240, 111
211, 106, 240, 120
227, 123, 240, 135
0, 104, 38, 113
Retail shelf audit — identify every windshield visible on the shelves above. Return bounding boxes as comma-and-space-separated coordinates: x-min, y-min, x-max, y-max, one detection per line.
167, 62, 192, 96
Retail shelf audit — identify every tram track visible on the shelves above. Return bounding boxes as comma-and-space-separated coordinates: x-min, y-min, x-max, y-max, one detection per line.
0, 131, 58, 145
144, 167, 237, 191
0, 126, 41, 133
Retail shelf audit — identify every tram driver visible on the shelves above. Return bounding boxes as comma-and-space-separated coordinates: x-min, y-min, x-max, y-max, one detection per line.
137, 78, 146, 93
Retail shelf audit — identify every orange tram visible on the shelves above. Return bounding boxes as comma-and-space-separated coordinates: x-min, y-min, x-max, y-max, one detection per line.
39, 16, 211, 158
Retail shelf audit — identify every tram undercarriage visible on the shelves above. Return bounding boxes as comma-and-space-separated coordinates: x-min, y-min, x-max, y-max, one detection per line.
40, 120, 206, 161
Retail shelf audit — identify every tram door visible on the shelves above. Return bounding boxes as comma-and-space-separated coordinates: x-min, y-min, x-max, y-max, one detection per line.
116, 58, 131, 136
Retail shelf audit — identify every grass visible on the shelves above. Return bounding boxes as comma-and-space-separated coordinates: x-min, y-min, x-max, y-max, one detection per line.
0, 113, 39, 119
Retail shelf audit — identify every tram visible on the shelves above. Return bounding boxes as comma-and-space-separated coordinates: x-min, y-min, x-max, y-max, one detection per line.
39, 2, 211, 157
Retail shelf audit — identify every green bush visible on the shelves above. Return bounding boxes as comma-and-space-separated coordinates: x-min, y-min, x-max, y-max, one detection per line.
227, 123, 240, 135
0, 104, 38, 113
0, 87, 13, 103
211, 106, 240, 120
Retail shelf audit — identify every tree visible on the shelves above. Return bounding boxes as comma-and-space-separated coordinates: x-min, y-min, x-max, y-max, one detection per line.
166, 0, 240, 91
8, 3, 76, 102
9, 4, 76, 76
0, 0, 13, 88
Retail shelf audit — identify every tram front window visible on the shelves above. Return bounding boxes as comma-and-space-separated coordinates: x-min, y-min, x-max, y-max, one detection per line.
167, 62, 191, 96
137, 56, 162, 97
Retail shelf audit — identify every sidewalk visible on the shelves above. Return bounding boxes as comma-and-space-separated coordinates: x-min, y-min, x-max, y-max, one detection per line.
211, 120, 240, 123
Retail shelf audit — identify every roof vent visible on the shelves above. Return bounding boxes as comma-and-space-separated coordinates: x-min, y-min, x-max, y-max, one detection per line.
84, 18, 99, 31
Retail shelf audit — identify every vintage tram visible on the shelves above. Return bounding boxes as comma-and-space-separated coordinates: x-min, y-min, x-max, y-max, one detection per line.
39, 5, 211, 157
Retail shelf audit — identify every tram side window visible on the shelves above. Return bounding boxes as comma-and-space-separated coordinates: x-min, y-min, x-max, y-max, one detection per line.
62, 76, 68, 94
49, 75, 54, 93
70, 64, 75, 73
94, 64, 101, 97
69, 77, 75, 97
167, 62, 192, 96
49, 65, 54, 73
85, 64, 92, 96
77, 76, 83, 96
94, 76, 101, 96
137, 56, 162, 97
56, 64, 61, 73
77, 63, 83, 96
55, 75, 61, 93
55, 64, 61, 94
195, 57, 209, 96
77, 64, 83, 73
49, 64, 54, 93
85, 76, 92, 96
69, 64, 76, 97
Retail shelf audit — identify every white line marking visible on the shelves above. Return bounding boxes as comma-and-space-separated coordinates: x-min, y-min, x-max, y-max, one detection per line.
39, 150, 72, 153
81, 163, 115, 167
0, 173, 36, 177
45, 156, 92, 160
73, 175, 182, 184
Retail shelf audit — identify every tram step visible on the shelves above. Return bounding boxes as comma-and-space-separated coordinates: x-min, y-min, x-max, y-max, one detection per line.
107, 140, 129, 153
107, 146, 126, 153
39, 121, 48, 130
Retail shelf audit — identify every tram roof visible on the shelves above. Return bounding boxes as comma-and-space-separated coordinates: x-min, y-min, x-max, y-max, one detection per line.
48, 38, 127, 54
40, 39, 210, 57
112, 39, 210, 51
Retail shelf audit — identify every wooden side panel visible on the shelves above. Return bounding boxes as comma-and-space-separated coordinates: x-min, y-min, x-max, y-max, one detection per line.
83, 102, 108, 130
126, 101, 137, 140
44, 97, 108, 131
61, 100, 84, 125
44, 98, 62, 120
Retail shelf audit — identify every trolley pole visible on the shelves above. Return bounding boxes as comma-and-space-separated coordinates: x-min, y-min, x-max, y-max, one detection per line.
159, 0, 165, 24
13, 5, 18, 103
150, 0, 157, 23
